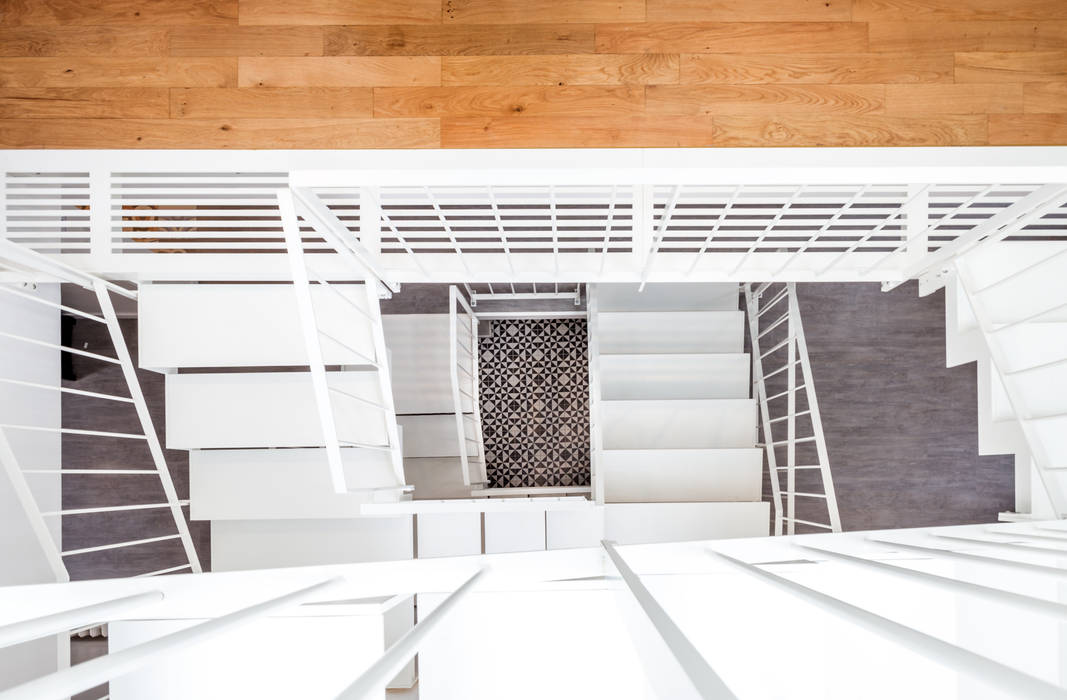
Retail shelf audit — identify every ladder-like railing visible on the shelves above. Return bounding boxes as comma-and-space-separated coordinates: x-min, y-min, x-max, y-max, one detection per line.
449, 285, 486, 488
745, 282, 842, 535
277, 190, 407, 496
0, 238, 202, 580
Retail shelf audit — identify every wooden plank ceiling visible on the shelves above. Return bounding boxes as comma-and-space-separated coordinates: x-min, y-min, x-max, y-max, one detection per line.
0, 0, 1065, 148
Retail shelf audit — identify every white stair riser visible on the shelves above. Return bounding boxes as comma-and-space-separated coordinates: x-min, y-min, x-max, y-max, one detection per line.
1006, 365, 1067, 420
597, 311, 744, 354
210, 518, 414, 572
597, 283, 739, 312
601, 399, 756, 449
166, 372, 389, 449
189, 448, 400, 520
601, 448, 762, 502
384, 314, 474, 415
603, 502, 770, 544
398, 413, 478, 458
139, 283, 376, 369
599, 353, 750, 400
1030, 416, 1067, 468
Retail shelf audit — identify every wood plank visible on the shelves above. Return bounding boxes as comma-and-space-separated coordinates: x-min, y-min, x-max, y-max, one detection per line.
595, 22, 868, 54
169, 26, 323, 56
646, 85, 885, 116
171, 87, 372, 117
324, 24, 595, 56
681, 53, 953, 84
989, 113, 1067, 143
0, 87, 169, 117
238, 56, 440, 86
855, 0, 1067, 21
869, 22, 1067, 52
1024, 83, 1067, 113
0, 58, 236, 88
374, 86, 644, 117
441, 115, 717, 147
0, 117, 439, 148
885, 83, 1023, 113
239, 0, 440, 25
647, 0, 850, 22
956, 52, 1067, 83
444, 0, 643, 24
2, 0, 237, 26
0, 27, 168, 56
712, 115, 988, 146
442, 54, 678, 86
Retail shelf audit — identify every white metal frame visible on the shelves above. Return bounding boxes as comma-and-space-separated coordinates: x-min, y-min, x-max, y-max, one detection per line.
449, 285, 486, 488
0, 238, 202, 578
745, 282, 841, 535
278, 189, 407, 495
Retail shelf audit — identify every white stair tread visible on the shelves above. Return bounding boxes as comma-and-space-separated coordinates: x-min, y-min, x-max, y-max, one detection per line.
597, 311, 744, 354
546, 508, 605, 550
417, 512, 481, 558
139, 283, 376, 369
385, 314, 473, 415
599, 353, 750, 400
601, 448, 762, 503
166, 371, 389, 450
189, 448, 402, 521
397, 414, 479, 458
603, 502, 769, 544
597, 283, 739, 312
601, 399, 757, 449
1029, 415, 1067, 468
211, 517, 413, 572
961, 243, 1067, 324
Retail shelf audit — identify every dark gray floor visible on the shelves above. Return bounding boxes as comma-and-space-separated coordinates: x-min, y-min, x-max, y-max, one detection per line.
56, 280, 1011, 580
795, 281, 1013, 530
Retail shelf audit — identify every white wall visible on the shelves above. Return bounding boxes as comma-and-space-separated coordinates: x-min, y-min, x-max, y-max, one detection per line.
0, 283, 66, 690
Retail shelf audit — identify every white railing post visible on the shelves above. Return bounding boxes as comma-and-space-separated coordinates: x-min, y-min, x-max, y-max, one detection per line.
360, 186, 382, 256
903, 184, 930, 272
587, 285, 605, 505
88, 169, 110, 266
786, 288, 797, 536
632, 185, 654, 273
366, 280, 406, 486
93, 280, 203, 573
278, 189, 348, 494
744, 284, 784, 536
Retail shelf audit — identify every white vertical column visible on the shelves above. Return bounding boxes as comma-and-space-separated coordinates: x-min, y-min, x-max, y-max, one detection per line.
360, 186, 382, 256
903, 184, 930, 271
786, 287, 797, 536
632, 184, 654, 273
88, 170, 110, 266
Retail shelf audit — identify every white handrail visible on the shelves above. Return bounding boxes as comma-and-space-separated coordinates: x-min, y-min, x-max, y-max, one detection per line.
0, 578, 345, 700
0, 591, 162, 650
745, 282, 841, 534
336, 568, 485, 700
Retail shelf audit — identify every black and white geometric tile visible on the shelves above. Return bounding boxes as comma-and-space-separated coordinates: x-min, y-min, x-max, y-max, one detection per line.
478, 318, 591, 488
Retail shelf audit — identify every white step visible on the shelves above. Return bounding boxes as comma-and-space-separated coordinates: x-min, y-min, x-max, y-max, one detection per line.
384, 314, 473, 415
1029, 415, 1067, 468
601, 448, 762, 502
599, 353, 749, 400
139, 283, 376, 369
484, 510, 546, 553
603, 502, 769, 544
597, 311, 744, 354
189, 448, 402, 520
397, 414, 477, 458
1005, 360, 1067, 420
601, 399, 757, 449
416, 512, 481, 558
404, 457, 475, 500
961, 242, 1067, 324
994, 322, 1067, 374
166, 371, 389, 449
546, 508, 605, 550
596, 283, 738, 312
210, 517, 414, 571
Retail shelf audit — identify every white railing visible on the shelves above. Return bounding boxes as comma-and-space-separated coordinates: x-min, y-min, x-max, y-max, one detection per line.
0, 239, 202, 580
586, 285, 605, 505
449, 285, 486, 489
278, 190, 407, 496
2, 522, 1067, 698
465, 282, 582, 308
4, 149, 1066, 285
745, 282, 841, 535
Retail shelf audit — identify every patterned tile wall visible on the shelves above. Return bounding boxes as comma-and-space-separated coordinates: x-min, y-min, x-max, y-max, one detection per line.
478, 318, 591, 488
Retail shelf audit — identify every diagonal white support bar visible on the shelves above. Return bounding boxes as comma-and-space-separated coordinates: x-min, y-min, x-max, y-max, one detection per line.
709, 549, 1067, 700
602, 540, 736, 700
639, 185, 681, 291
364, 279, 406, 487
0, 591, 162, 650
0, 236, 136, 300
336, 568, 485, 700
0, 578, 345, 700
289, 186, 399, 293
0, 427, 67, 582
94, 280, 202, 573
278, 189, 348, 494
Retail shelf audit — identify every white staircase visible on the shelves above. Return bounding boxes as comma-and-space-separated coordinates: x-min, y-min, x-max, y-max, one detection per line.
138, 282, 416, 573
589, 283, 769, 542
941, 242, 1067, 520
